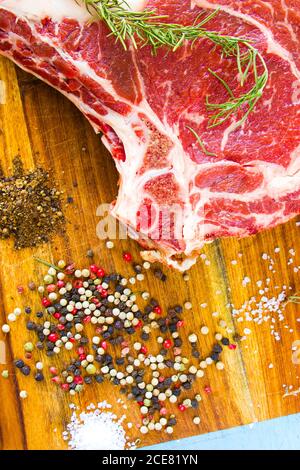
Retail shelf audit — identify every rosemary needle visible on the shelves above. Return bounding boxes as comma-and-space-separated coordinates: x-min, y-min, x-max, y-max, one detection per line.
82, 1, 269, 133
287, 295, 300, 304
33, 257, 60, 271
186, 126, 216, 157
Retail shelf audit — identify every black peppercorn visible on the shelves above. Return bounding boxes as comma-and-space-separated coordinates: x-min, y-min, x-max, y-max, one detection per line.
21, 365, 31, 376
168, 418, 177, 426
211, 352, 220, 361
35, 372, 44, 382
183, 382, 192, 390
14, 359, 25, 369
116, 358, 125, 365
221, 337, 230, 346
192, 349, 200, 358
26, 321, 36, 331
213, 344, 223, 353
95, 375, 104, 384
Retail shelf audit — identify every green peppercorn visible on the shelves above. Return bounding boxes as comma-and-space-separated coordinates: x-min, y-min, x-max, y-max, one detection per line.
24, 342, 34, 352
86, 364, 96, 375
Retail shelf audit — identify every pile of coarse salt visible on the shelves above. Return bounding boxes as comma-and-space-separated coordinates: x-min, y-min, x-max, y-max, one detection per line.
64, 402, 136, 450
230, 285, 294, 341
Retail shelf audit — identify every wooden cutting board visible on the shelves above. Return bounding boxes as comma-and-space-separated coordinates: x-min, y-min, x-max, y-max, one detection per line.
0, 56, 300, 450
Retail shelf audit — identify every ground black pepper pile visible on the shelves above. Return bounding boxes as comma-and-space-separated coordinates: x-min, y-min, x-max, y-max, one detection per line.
0, 157, 65, 248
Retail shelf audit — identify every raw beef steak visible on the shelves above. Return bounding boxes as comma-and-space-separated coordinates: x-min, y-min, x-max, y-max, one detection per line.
0, 0, 300, 270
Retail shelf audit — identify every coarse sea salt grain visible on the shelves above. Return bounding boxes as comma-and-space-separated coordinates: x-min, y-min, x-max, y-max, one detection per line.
242, 277, 251, 287
65, 402, 134, 450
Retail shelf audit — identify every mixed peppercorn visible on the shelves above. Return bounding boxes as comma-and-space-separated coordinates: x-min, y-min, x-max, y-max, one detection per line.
2, 256, 236, 435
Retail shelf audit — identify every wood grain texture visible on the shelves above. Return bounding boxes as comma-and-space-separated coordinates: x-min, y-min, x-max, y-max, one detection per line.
0, 56, 299, 449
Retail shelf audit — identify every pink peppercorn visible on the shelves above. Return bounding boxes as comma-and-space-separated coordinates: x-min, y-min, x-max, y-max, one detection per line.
204, 386, 212, 394
153, 306, 162, 315
178, 404, 186, 412
51, 376, 61, 384
96, 286, 108, 297
160, 408, 167, 415
97, 268, 106, 278
46, 284, 56, 293
65, 263, 75, 274
140, 345, 147, 354
74, 376, 83, 385
229, 344, 237, 350
41, 297, 51, 307
123, 252, 132, 262
17, 286, 25, 294
61, 384, 69, 391
90, 264, 99, 273
50, 367, 58, 375
57, 280, 65, 288
73, 280, 83, 289
163, 339, 172, 349
48, 333, 59, 343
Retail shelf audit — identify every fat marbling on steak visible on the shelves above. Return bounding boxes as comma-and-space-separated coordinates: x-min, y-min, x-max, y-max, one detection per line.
0, 0, 300, 270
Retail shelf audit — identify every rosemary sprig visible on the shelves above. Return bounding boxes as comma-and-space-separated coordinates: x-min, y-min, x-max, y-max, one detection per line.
206, 44, 269, 129
82, 0, 269, 132
83, 0, 220, 51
